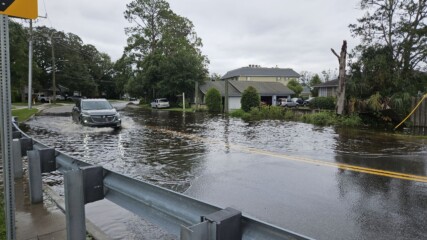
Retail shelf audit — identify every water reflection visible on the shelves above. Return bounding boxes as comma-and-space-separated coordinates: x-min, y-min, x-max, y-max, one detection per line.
22, 106, 427, 239
334, 128, 427, 239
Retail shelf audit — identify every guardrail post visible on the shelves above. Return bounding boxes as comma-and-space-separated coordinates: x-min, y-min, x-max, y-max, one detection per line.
27, 150, 43, 203
12, 130, 21, 139
12, 139, 22, 179
64, 166, 104, 239
19, 137, 33, 156
181, 207, 242, 240
64, 169, 86, 240
27, 148, 56, 203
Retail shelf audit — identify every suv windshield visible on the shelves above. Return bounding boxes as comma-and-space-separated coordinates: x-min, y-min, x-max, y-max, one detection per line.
81, 100, 113, 110
158, 99, 168, 102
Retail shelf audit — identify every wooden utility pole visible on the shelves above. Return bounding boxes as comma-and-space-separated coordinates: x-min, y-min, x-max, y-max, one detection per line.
331, 40, 347, 115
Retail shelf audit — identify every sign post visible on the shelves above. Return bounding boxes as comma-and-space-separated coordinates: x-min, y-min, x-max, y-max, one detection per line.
0, 1, 37, 239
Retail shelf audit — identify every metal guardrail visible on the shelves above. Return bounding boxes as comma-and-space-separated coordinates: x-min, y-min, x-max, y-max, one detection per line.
12, 121, 313, 240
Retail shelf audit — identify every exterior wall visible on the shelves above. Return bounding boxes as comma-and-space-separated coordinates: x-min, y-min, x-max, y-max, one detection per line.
236, 76, 297, 86
318, 87, 337, 97
229, 97, 241, 110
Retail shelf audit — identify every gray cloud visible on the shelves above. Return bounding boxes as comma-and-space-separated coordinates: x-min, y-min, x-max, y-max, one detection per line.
33, 0, 362, 76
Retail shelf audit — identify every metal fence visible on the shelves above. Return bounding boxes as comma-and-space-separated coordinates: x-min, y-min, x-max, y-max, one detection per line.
12, 121, 312, 240
410, 96, 427, 127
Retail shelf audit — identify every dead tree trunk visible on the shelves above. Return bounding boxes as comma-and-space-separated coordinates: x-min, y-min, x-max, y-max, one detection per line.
331, 40, 347, 115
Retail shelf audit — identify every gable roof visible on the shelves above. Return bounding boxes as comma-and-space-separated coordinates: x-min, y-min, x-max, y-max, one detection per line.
229, 81, 294, 96
199, 81, 294, 97
313, 79, 339, 88
222, 67, 300, 80
199, 81, 241, 97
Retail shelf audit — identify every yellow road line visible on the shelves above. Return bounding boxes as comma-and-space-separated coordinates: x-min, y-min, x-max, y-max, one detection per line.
150, 127, 427, 183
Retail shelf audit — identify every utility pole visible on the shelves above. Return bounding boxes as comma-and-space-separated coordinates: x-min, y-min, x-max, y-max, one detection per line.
50, 32, 56, 104
28, 20, 33, 109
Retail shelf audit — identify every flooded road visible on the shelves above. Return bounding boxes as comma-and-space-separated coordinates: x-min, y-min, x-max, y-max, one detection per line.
23, 105, 427, 240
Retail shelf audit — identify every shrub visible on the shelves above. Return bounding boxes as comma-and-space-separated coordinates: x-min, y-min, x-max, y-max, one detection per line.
241, 86, 260, 112
205, 88, 222, 113
310, 97, 336, 110
337, 114, 362, 127
302, 111, 337, 126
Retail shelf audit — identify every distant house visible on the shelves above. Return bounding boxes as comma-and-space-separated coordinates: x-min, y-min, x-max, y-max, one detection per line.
222, 65, 300, 86
313, 79, 339, 97
300, 86, 311, 98
198, 81, 294, 110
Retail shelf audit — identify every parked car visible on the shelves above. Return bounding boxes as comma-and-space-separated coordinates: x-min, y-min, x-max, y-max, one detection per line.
151, 98, 170, 108
303, 97, 315, 106
291, 98, 304, 105
72, 98, 121, 129
278, 98, 299, 108
36, 93, 51, 103
53, 95, 65, 101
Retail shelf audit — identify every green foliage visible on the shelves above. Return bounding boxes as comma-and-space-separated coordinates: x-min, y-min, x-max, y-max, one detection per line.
229, 109, 251, 120
205, 88, 222, 113
125, 0, 209, 100
302, 111, 336, 126
241, 86, 260, 112
309, 97, 335, 110
302, 111, 362, 127
287, 79, 303, 96
11, 108, 38, 122
348, 1, 427, 117
309, 74, 322, 97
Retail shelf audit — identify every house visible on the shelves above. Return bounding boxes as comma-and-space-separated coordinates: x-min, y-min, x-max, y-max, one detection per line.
198, 81, 294, 110
313, 79, 338, 97
221, 65, 300, 86
300, 86, 312, 98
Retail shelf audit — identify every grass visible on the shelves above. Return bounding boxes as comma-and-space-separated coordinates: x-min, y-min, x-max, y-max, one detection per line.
11, 108, 38, 122
230, 106, 363, 127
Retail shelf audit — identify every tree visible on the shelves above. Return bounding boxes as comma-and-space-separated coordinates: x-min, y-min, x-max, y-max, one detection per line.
205, 88, 222, 113
331, 40, 347, 115
9, 21, 29, 102
125, 0, 209, 100
349, 0, 427, 93
287, 79, 303, 96
241, 86, 260, 112
309, 74, 322, 97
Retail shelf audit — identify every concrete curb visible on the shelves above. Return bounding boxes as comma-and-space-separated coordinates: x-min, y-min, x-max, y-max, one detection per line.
43, 185, 113, 240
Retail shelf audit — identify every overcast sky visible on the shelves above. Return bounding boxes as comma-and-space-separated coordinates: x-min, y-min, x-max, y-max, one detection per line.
30, 0, 363, 77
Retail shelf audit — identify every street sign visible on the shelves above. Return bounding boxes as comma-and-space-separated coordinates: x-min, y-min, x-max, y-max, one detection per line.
0, 0, 37, 19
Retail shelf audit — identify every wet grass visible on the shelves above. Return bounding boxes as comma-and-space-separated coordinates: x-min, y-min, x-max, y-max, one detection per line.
11, 108, 38, 122
230, 106, 363, 127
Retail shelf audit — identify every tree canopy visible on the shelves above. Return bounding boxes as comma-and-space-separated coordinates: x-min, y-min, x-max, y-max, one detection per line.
348, 0, 427, 115
124, 0, 209, 100
9, 22, 118, 100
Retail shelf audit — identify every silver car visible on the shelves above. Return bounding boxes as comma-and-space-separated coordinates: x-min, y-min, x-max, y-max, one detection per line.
151, 98, 170, 108
278, 98, 299, 108
72, 98, 121, 129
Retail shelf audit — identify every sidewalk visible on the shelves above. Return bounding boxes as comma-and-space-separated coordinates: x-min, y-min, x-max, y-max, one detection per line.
15, 177, 67, 239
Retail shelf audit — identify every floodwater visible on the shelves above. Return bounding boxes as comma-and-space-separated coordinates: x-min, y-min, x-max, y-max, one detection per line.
22, 105, 427, 240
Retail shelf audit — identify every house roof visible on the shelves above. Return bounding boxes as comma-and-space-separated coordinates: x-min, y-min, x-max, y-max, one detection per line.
222, 66, 300, 79
229, 81, 294, 96
199, 81, 241, 97
313, 79, 339, 88
301, 86, 311, 94
199, 81, 294, 97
